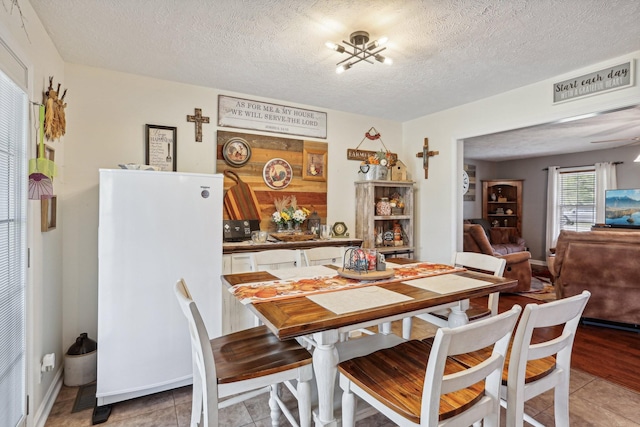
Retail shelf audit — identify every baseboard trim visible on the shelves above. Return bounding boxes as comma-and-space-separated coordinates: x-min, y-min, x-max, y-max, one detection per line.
34, 369, 63, 427
529, 259, 547, 266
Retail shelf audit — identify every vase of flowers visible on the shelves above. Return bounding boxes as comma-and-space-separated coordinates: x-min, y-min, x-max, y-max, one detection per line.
272, 196, 310, 233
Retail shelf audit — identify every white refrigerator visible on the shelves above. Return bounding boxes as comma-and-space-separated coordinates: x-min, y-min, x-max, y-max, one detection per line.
96, 169, 223, 406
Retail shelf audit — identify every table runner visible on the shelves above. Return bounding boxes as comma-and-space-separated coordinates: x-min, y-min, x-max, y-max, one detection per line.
229, 262, 464, 304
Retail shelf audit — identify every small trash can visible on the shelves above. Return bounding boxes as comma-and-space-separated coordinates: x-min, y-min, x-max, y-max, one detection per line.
64, 333, 97, 386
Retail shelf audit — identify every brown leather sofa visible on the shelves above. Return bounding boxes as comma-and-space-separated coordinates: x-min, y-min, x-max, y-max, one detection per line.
463, 223, 532, 292
552, 230, 640, 326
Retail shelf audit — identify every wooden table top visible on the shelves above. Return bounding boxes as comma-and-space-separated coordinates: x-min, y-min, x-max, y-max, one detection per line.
222, 260, 518, 340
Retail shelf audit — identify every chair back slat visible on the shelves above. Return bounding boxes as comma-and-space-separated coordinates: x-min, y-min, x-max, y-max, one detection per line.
506, 290, 590, 427
422, 305, 521, 426
452, 252, 506, 276
174, 279, 219, 426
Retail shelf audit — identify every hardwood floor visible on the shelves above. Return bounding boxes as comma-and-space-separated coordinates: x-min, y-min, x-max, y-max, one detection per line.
499, 293, 640, 394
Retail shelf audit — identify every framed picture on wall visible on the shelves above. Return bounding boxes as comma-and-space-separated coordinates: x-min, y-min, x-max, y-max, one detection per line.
145, 124, 177, 171
302, 141, 327, 182
44, 144, 55, 161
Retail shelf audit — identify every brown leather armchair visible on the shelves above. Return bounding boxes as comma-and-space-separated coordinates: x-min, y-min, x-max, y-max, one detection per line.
463, 223, 532, 292
465, 218, 526, 255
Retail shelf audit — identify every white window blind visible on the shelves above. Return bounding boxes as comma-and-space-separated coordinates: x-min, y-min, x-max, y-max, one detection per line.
0, 67, 28, 427
558, 167, 596, 232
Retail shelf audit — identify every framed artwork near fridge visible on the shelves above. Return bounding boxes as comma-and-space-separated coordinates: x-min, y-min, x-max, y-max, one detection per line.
302, 141, 327, 182
145, 124, 177, 171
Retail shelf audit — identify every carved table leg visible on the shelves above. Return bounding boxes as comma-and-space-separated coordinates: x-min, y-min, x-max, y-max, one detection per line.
312, 329, 339, 427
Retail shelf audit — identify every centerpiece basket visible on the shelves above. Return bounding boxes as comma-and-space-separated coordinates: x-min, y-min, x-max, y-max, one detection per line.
337, 247, 394, 280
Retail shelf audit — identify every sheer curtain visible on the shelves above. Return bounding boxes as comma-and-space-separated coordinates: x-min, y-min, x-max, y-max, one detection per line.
545, 166, 560, 254
595, 162, 618, 223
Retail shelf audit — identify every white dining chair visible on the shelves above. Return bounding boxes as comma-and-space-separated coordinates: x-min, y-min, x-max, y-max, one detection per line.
301, 246, 345, 266
174, 279, 313, 427
338, 304, 521, 427
504, 290, 590, 427
249, 249, 302, 271
402, 252, 507, 338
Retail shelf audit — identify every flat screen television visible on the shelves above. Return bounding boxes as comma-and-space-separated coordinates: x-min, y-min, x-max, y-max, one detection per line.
605, 188, 640, 229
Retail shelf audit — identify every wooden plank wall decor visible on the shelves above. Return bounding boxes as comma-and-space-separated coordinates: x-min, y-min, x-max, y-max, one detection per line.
217, 131, 328, 231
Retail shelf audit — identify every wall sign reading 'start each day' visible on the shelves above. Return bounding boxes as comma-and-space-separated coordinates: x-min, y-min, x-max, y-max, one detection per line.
263, 158, 293, 190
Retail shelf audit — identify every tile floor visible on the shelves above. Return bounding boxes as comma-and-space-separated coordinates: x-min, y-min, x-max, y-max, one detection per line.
44, 367, 640, 427
44, 318, 640, 427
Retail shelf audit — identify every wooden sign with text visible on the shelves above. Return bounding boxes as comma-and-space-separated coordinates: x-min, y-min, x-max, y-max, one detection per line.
347, 148, 398, 164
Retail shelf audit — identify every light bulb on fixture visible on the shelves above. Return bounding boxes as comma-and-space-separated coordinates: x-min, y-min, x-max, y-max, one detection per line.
325, 41, 345, 53
374, 54, 393, 65
367, 36, 388, 50
336, 63, 352, 74
326, 30, 392, 73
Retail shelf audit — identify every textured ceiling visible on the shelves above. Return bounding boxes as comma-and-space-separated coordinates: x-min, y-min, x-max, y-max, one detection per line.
465, 105, 640, 161
27, 0, 640, 158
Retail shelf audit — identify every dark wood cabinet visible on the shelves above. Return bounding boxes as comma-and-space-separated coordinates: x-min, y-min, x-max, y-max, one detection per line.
482, 180, 523, 238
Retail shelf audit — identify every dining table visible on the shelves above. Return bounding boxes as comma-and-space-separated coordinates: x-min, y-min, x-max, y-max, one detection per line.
221, 257, 518, 427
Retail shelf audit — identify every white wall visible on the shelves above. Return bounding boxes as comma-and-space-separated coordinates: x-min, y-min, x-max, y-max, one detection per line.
495, 144, 640, 261
403, 51, 640, 263
62, 63, 403, 347
1, 2, 65, 425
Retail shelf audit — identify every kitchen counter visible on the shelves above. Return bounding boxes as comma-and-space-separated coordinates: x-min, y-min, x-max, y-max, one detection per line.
223, 237, 362, 254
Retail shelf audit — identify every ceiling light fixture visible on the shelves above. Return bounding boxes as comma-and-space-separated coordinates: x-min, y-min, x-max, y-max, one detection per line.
326, 30, 392, 74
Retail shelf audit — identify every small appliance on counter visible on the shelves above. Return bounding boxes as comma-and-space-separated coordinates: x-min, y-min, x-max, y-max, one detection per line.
223, 219, 260, 242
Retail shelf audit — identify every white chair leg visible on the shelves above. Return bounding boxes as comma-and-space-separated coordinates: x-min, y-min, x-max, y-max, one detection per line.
554, 371, 571, 427
402, 316, 412, 339
379, 321, 392, 334
341, 387, 356, 427
297, 377, 312, 427
269, 384, 281, 427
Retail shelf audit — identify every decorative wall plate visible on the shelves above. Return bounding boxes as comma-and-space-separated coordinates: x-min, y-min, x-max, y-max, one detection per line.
222, 137, 251, 167
263, 158, 293, 190
332, 222, 348, 237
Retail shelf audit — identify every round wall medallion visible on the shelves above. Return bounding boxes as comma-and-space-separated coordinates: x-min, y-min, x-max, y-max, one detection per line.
263, 158, 293, 190
222, 137, 251, 167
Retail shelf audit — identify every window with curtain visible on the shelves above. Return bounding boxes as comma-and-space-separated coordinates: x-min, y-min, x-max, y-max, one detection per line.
546, 162, 617, 253
0, 67, 28, 427
558, 167, 596, 232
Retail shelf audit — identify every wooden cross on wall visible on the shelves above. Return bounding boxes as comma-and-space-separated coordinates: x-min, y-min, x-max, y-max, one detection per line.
186, 108, 210, 142
415, 137, 439, 179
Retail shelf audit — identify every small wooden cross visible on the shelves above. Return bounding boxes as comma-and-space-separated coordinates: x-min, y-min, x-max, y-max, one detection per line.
186, 108, 210, 142
415, 137, 439, 179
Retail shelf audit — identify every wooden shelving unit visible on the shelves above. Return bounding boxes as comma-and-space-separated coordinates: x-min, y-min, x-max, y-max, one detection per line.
482, 179, 523, 238
355, 180, 414, 257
